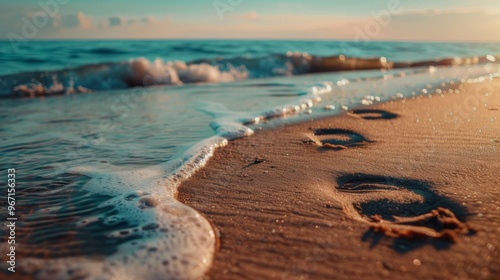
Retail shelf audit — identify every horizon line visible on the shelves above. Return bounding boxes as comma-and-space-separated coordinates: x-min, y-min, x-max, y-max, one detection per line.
1, 38, 500, 44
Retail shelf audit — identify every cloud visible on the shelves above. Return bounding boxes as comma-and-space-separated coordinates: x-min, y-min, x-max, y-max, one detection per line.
141, 16, 157, 24
106, 15, 158, 27
108, 16, 125, 27
51, 16, 170, 39
27, 12, 159, 32
2, 7, 499, 42
54, 12, 93, 29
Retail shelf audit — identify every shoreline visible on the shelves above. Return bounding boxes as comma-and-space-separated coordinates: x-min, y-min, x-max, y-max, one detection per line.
178, 78, 500, 279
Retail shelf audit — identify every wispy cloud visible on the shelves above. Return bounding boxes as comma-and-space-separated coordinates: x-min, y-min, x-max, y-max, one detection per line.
103, 15, 158, 28
1, 7, 499, 42
108, 16, 125, 27
54, 12, 93, 29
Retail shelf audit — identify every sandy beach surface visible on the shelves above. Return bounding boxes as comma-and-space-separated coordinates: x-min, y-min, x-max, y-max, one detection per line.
178, 78, 500, 280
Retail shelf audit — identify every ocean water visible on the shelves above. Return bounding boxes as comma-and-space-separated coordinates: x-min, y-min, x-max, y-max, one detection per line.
1, 40, 499, 279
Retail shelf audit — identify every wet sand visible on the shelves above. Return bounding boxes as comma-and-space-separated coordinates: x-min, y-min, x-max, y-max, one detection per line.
178, 78, 500, 280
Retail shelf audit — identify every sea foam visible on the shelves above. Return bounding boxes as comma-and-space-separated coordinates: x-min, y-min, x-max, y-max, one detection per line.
2, 53, 498, 97
9, 136, 227, 280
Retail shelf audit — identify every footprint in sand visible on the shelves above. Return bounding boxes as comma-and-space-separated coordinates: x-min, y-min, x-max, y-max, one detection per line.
334, 174, 475, 251
348, 109, 399, 120
305, 109, 397, 149
307, 128, 373, 150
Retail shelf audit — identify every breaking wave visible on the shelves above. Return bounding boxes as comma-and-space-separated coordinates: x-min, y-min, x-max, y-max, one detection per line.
0, 52, 498, 97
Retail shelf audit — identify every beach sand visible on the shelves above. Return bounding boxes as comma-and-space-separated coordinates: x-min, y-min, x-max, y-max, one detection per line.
178, 78, 500, 279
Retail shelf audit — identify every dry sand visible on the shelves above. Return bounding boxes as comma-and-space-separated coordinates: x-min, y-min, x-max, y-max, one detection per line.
178, 78, 500, 280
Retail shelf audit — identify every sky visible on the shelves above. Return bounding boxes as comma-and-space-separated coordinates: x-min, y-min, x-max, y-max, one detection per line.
1, 0, 500, 42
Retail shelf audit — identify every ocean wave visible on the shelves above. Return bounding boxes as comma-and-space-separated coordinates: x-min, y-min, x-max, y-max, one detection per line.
0, 52, 498, 97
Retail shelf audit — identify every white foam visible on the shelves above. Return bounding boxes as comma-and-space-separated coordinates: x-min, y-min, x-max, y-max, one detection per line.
7, 57, 249, 97
3, 53, 500, 97
12, 136, 227, 280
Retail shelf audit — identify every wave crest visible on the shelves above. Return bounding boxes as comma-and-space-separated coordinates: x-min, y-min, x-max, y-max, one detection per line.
1, 53, 498, 97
